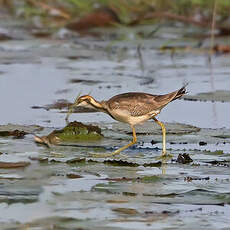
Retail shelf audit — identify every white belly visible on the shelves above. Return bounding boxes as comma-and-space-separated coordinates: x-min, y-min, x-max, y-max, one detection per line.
127, 115, 152, 126
108, 109, 160, 126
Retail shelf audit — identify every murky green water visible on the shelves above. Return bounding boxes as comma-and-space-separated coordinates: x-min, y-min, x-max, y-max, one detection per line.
0, 15, 230, 229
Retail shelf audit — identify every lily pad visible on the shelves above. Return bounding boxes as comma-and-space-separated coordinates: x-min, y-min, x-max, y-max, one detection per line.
31, 99, 72, 110
183, 90, 230, 102
176, 153, 193, 164
34, 121, 103, 146
66, 173, 83, 179
31, 99, 97, 113
0, 161, 31, 169
0, 124, 43, 134
112, 207, 139, 215
0, 130, 27, 138
112, 121, 200, 135
0, 32, 12, 41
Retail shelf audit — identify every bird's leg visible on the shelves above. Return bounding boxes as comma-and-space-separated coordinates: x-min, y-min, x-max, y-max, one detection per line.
112, 125, 137, 156
91, 126, 137, 158
152, 117, 167, 156
161, 158, 167, 175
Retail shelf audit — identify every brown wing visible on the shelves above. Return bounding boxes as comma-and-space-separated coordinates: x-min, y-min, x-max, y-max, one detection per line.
153, 85, 187, 105
105, 86, 186, 117
105, 93, 161, 117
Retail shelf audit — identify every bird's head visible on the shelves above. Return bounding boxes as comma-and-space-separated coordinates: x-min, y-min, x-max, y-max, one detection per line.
65, 94, 103, 122
74, 95, 94, 107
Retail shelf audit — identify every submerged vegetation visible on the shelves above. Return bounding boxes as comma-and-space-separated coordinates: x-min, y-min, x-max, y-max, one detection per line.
2, 0, 230, 31
34, 121, 103, 146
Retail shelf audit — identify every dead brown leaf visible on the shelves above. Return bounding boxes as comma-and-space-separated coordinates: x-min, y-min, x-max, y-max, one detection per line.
112, 207, 139, 215
66, 7, 120, 31
0, 161, 31, 169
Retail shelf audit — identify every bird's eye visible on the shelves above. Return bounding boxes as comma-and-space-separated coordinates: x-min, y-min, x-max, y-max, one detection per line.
85, 98, 90, 103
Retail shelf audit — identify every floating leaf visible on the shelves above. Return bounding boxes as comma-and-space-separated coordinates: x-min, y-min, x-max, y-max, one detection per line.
66, 173, 83, 179
0, 161, 31, 169
34, 121, 103, 146
112, 207, 139, 215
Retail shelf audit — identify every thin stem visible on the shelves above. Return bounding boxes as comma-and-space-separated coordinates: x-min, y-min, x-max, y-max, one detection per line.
210, 0, 217, 55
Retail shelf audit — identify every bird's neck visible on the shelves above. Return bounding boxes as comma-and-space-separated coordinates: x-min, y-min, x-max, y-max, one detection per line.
88, 97, 105, 111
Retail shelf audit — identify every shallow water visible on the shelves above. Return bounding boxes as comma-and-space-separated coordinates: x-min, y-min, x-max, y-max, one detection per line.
0, 17, 230, 229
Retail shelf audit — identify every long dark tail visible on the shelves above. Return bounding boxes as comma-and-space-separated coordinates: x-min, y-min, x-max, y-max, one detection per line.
154, 84, 188, 110
172, 84, 188, 101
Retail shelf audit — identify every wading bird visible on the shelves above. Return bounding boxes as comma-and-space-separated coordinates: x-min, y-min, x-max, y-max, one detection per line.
66, 86, 187, 157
